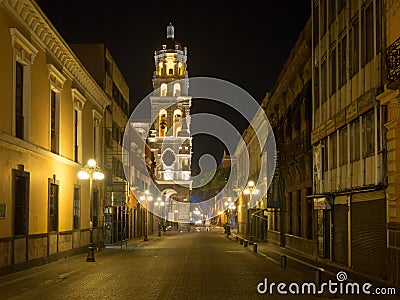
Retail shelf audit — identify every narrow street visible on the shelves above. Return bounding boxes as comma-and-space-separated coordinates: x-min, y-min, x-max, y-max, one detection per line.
0, 230, 397, 300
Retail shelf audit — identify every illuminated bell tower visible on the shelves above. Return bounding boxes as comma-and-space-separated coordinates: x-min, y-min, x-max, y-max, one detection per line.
148, 23, 192, 202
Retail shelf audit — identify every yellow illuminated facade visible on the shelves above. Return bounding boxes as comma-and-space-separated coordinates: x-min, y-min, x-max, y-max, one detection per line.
0, 0, 110, 273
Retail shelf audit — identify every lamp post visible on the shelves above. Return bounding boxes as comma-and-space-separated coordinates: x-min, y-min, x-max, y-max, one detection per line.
224, 197, 236, 235
155, 197, 165, 236
78, 159, 104, 262
140, 190, 153, 241
243, 180, 259, 240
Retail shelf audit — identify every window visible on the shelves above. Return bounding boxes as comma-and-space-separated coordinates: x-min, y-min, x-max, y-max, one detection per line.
15, 61, 24, 139
338, 36, 347, 87
173, 83, 181, 96
173, 109, 182, 136
314, 67, 320, 110
112, 83, 129, 116
161, 83, 167, 96
178, 62, 183, 75
363, 111, 374, 157
351, 119, 361, 162
48, 64, 66, 154
48, 182, 59, 232
350, 20, 359, 77
74, 110, 79, 162
168, 68, 173, 75
330, 133, 337, 169
105, 128, 113, 148
321, 60, 327, 104
361, 3, 376, 66
13, 169, 29, 235
329, 48, 337, 95
10, 28, 38, 141
159, 109, 167, 137
365, 3, 374, 63
376, 0, 382, 54
72, 90, 85, 163
50, 90, 59, 154
158, 62, 163, 76
112, 121, 120, 143
73, 185, 80, 230
339, 126, 348, 166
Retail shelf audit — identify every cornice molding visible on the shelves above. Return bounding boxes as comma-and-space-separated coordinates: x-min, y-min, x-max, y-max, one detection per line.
1, 0, 111, 111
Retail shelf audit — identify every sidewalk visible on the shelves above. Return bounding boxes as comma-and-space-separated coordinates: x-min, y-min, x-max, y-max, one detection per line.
223, 230, 399, 292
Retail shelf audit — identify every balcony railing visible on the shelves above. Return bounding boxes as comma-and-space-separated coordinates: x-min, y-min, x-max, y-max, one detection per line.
387, 37, 400, 89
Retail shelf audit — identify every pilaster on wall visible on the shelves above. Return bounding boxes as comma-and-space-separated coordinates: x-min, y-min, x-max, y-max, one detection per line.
378, 88, 400, 222
377, 87, 400, 285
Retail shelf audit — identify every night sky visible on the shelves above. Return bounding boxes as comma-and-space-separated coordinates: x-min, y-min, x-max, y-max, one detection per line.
37, 0, 311, 172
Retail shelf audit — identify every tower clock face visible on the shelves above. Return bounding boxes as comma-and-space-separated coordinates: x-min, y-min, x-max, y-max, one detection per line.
162, 148, 176, 166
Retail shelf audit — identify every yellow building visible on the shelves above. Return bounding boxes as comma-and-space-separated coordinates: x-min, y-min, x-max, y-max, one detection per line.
0, 0, 110, 274
376, 0, 400, 286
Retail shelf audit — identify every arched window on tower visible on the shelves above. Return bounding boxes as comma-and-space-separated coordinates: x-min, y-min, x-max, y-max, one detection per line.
161, 83, 167, 97
158, 62, 163, 76
159, 109, 167, 137
173, 83, 181, 96
178, 62, 183, 75
173, 109, 182, 136
166, 59, 174, 76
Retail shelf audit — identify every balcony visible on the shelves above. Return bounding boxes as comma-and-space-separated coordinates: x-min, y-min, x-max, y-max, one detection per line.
387, 37, 400, 90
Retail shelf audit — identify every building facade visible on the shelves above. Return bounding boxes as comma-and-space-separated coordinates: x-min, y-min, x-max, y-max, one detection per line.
233, 19, 312, 250
311, 0, 387, 281
0, 0, 110, 274
70, 44, 131, 245
264, 18, 313, 253
376, 0, 400, 286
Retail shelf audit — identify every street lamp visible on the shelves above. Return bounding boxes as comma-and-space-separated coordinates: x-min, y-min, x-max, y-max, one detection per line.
78, 159, 104, 262
243, 180, 259, 240
224, 197, 236, 235
155, 197, 165, 236
140, 190, 153, 241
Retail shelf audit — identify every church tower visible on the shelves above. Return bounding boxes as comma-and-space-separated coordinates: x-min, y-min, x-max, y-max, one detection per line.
148, 23, 192, 203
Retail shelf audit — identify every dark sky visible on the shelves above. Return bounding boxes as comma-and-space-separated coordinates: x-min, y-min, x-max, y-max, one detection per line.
37, 0, 311, 172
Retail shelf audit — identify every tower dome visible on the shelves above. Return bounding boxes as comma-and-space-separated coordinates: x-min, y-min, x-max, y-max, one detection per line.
157, 23, 183, 51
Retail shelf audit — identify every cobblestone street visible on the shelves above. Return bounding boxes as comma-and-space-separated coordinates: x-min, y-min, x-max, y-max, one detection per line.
0, 230, 397, 300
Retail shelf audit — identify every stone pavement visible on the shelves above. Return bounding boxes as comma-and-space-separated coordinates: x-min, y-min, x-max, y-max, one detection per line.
0, 229, 398, 299
104, 233, 163, 251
